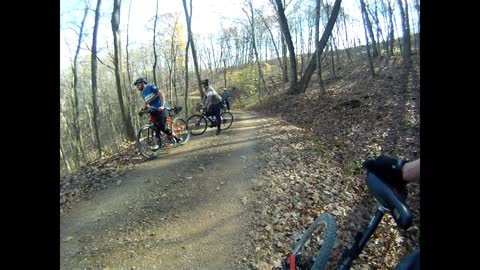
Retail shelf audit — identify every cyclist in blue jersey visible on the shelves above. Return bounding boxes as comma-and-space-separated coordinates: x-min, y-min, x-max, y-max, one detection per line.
134, 77, 181, 150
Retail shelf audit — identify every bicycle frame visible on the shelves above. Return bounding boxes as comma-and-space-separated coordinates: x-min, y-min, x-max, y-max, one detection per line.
148, 114, 176, 135
335, 204, 389, 270
200, 111, 220, 127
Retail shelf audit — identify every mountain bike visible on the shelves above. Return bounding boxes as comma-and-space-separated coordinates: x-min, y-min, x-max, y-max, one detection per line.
186, 104, 233, 136
279, 172, 416, 270
136, 106, 190, 159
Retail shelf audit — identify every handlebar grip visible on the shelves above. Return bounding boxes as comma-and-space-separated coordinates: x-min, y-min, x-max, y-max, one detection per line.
366, 173, 413, 229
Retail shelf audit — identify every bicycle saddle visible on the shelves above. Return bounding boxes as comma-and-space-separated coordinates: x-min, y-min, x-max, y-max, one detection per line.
366, 172, 413, 229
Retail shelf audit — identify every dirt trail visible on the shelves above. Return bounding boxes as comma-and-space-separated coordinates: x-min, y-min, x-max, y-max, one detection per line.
60, 110, 265, 270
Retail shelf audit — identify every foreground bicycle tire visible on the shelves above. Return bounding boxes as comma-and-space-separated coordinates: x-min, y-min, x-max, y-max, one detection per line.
291, 213, 337, 270
220, 112, 233, 130
186, 114, 208, 136
136, 125, 159, 159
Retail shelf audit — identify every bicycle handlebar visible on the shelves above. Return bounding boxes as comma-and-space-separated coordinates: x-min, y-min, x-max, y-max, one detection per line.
366, 172, 413, 229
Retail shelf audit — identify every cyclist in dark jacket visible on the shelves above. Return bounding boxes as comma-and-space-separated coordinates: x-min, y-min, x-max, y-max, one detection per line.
200, 79, 223, 135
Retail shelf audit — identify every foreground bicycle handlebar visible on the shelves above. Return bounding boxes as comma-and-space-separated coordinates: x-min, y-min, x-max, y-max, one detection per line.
280, 172, 414, 270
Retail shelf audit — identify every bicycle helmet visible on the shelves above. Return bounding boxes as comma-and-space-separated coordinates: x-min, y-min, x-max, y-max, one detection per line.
201, 79, 209, 86
134, 77, 147, 86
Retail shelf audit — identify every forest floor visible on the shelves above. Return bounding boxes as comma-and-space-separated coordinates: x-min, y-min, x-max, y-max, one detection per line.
60, 53, 420, 270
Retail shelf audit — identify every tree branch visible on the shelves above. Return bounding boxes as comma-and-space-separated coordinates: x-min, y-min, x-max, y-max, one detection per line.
84, 42, 115, 71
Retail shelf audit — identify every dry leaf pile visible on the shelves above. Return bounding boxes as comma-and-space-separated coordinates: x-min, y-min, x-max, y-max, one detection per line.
249, 55, 420, 270
60, 142, 143, 214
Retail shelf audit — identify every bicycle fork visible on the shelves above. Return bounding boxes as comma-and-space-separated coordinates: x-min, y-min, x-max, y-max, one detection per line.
336, 204, 388, 270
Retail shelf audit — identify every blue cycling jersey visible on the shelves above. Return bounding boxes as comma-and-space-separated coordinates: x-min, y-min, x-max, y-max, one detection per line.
141, 84, 168, 110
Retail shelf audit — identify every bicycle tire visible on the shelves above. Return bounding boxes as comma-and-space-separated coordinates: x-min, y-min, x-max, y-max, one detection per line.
292, 213, 336, 270
186, 114, 208, 136
136, 125, 159, 159
172, 117, 190, 144
220, 112, 233, 130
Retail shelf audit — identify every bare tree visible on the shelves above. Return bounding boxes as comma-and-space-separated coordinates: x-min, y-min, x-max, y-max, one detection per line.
359, 0, 379, 57
386, 0, 395, 57
297, 0, 342, 93
274, 0, 299, 94
397, 0, 411, 64
258, 12, 283, 72
340, 8, 353, 63
71, 4, 89, 166
125, 0, 140, 129
184, 26, 190, 116
315, 0, 325, 95
182, 0, 204, 99
243, 0, 269, 97
323, 2, 337, 81
111, 0, 136, 140
60, 143, 71, 174
361, 1, 375, 77
152, 0, 160, 85
91, 0, 103, 158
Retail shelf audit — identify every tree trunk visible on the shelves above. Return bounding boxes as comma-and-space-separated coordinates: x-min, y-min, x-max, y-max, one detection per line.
152, 0, 159, 85
173, 60, 178, 105
341, 9, 353, 63
362, 7, 375, 77
60, 143, 71, 173
330, 43, 336, 81
409, 1, 418, 54
84, 102, 95, 148
184, 29, 190, 117
71, 5, 88, 165
298, 20, 305, 77
244, 1, 269, 97
281, 33, 288, 83
274, 0, 299, 94
182, 0, 204, 99
359, 0, 379, 57
223, 59, 227, 89
258, 11, 283, 73
297, 0, 342, 93
387, 0, 395, 57
125, 0, 138, 130
323, 2, 337, 81
333, 27, 341, 65
112, 0, 136, 141
371, 0, 384, 56
397, 0, 411, 64
315, 0, 325, 95
170, 17, 180, 105
91, 0, 103, 158
414, 0, 420, 52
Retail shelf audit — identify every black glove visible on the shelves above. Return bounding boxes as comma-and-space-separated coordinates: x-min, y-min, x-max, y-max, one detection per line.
363, 156, 408, 191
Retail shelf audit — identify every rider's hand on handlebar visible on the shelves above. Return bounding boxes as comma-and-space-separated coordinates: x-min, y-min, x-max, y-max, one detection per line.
148, 106, 157, 113
363, 156, 408, 190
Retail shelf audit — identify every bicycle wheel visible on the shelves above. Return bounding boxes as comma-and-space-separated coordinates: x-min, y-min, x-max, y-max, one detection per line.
186, 114, 208, 136
172, 117, 190, 144
292, 213, 336, 270
136, 125, 159, 159
220, 112, 233, 130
